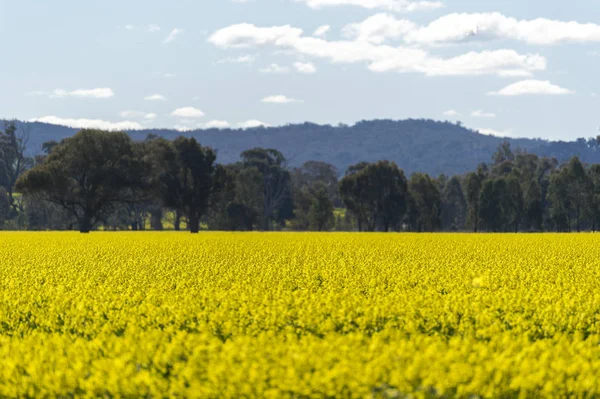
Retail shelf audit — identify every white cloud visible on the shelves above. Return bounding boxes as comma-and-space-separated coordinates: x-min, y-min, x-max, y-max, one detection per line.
477, 127, 514, 137
295, 0, 444, 13
209, 23, 546, 77
260, 63, 290, 73
342, 13, 417, 44
163, 73, 176, 79
471, 109, 496, 118
31, 116, 142, 131
262, 95, 303, 104
163, 28, 183, 44
144, 94, 166, 101
313, 25, 331, 37
405, 12, 600, 46
238, 120, 270, 128
390, 49, 544, 76
125, 25, 135, 30
148, 24, 161, 32
294, 61, 317, 74
171, 107, 205, 118
307, 12, 600, 48
50, 88, 114, 99
204, 120, 231, 129
209, 24, 303, 48
443, 110, 460, 117
218, 55, 256, 64
489, 80, 574, 96
174, 125, 195, 132
367, 48, 544, 76
145, 113, 158, 120
497, 69, 534, 78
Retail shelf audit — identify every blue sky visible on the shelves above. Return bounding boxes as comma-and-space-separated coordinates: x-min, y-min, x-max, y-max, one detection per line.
0, 0, 599, 140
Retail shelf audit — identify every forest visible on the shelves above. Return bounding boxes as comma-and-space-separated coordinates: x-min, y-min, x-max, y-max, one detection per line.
1, 120, 599, 233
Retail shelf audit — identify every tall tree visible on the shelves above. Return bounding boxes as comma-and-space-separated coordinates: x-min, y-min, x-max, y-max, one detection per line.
407, 173, 442, 232
492, 140, 515, 166
564, 157, 593, 232
0, 121, 34, 212
465, 172, 483, 232
536, 157, 558, 230
504, 176, 524, 233
441, 176, 467, 231
339, 162, 370, 232
290, 185, 313, 230
588, 164, 600, 231
15, 129, 145, 233
206, 163, 236, 230
308, 184, 335, 231
240, 148, 292, 231
523, 179, 543, 231
292, 161, 340, 206
547, 170, 571, 232
0, 187, 9, 228
154, 137, 220, 233
479, 178, 511, 232
205, 164, 258, 231
511, 153, 543, 232
479, 179, 497, 232
339, 161, 408, 232
291, 161, 340, 230
234, 166, 265, 230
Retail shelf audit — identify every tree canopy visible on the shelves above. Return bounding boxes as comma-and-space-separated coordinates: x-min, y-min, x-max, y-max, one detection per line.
16, 129, 145, 232
5, 128, 600, 234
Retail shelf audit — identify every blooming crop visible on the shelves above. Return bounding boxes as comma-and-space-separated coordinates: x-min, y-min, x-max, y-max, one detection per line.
0, 232, 599, 397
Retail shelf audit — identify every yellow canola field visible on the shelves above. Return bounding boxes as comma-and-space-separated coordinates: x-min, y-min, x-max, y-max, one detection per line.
1, 232, 600, 398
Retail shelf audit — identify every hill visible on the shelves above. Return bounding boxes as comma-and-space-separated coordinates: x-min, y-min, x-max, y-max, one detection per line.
9, 119, 600, 176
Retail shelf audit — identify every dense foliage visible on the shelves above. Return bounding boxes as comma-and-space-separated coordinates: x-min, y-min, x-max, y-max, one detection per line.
1, 232, 600, 397
4, 122, 600, 233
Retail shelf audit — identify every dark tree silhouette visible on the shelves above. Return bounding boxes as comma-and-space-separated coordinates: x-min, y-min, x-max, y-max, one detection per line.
16, 129, 145, 233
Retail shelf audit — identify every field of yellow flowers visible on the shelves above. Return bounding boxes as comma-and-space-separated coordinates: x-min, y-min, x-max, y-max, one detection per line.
1, 232, 600, 397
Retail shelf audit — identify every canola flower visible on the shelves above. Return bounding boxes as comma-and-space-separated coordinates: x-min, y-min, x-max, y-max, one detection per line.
0, 232, 600, 397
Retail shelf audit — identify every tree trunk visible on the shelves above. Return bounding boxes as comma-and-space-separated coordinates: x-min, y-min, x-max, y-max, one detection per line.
262, 216, 270, 231
7, 187, 23, 214
79, 216, 92, 234
174, 210, 181, 231
151, 210, 163, 231
189, 213, 200, 234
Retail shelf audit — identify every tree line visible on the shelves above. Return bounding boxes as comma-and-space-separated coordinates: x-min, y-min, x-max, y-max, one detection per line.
2, 121, 600, 233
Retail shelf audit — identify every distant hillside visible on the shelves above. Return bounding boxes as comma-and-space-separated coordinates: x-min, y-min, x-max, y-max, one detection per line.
9, 119, 600, 176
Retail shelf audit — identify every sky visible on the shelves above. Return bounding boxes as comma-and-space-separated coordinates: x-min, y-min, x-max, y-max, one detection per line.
0, 0, 599, 140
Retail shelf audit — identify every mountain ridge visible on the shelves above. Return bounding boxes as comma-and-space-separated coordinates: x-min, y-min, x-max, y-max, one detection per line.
7, 119, 598, 176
